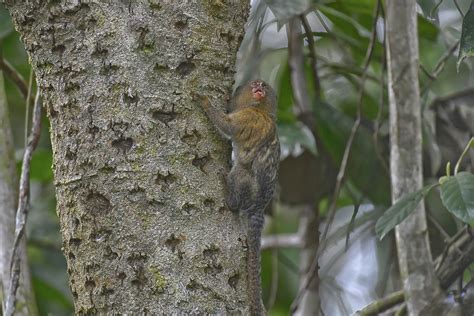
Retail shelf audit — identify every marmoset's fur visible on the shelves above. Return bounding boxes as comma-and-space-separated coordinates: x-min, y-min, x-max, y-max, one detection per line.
196, 80, 280, 315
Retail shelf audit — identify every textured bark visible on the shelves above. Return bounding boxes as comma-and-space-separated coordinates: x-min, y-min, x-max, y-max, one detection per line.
0, 72, 37, 315
5, 1, 250, 314
386, 1, 443, 315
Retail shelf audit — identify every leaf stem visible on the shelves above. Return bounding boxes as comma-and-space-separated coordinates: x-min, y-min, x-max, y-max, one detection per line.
454, 137, 473, 175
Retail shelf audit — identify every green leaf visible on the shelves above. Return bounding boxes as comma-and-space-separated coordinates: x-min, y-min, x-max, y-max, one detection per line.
458, 2, 474, 70
440, 172, 474, 224
418, 14, 439, 43
323, 1, 374, 30
0, 6, 13, 40
319, 6, 370, 41
318, 4, 384, 65
376, 184, 437, 240
315, 102, 391, 205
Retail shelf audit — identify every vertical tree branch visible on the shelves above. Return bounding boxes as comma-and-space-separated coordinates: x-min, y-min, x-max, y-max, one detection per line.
4, 90, 41, 316
0, 69, 37, 315
386, 1, 443, 314
300, 14, 322, 100
373, 5, 390, 175
286, 17, 320, 316
287, 18, 312, 115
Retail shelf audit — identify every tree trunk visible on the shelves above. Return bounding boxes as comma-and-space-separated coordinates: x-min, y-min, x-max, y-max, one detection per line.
0, 71, 37, 315
386, 1, 442, 315
5, 1, 250, 313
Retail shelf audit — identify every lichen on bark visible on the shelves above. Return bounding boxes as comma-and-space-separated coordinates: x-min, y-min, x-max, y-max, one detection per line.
5, 1, 250, 313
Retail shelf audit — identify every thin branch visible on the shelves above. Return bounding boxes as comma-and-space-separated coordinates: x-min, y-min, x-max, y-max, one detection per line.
264, 209, 378, 294
324, 207, 378, 248
395, 304, 407, 316
24, 69, 33, 148
421, 40, 460, 97
430, 0, 445, 17
427, 213, 451, 240
287, 18, 312, 115
314, 10, 348, 55
435, 225, 469, 271
372, 7, 389, 175
0, 58, 28, 99
435, 228, 474, 289
327, 281, 350, 315
344, 203, 360, 251
356, 290, 405, 315
277, 252, 299, 274
314, 11, 330, 36
454, 137, 474, 175
300, 13, 322, 100
456, 277, 463, 303
290, 1, 381, 313
0, 52, 35, 109
431, 40, 460, 77
261, 234, 302, 250
4, 90, 42, 316
453, 0, 465, 18
319, 62, 381, 83
420, 64, 436, 80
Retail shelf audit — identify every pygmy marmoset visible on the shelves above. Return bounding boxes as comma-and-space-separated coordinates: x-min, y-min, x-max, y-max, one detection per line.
196, 80, 280, 315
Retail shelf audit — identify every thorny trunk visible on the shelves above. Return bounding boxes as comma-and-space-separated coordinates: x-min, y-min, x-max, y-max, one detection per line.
0, 72, 37, 315
5, 1, 250, 314
386, 1, 442, 314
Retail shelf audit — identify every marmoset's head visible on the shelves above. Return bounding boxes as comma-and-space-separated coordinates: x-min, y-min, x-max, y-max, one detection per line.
230, 80, 277, 116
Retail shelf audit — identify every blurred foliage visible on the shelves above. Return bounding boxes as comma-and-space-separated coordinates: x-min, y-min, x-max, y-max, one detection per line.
0, 0, 473, 314
375, 184, 437, 240
240, 0, 474, 314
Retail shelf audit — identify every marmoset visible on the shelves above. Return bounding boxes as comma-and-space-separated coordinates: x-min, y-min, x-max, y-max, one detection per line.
196, 80, 280, 315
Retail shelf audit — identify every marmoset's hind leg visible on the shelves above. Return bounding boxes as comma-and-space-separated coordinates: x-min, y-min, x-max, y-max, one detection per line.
222, 165, 254, 213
